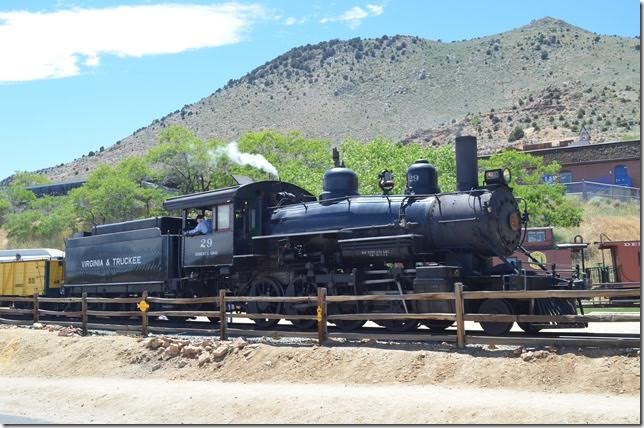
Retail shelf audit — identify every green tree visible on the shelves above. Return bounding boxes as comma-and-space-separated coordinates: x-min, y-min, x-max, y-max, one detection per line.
5, 171, 50, 213
147, 126, 236, 193
4, 195, 77, 248
69, 158, 167, 227
237, 131, 456, 196
480, 150, 582, 227
237, 130, 331, 195
340, 138, 456, 195
0, 194, 10, 223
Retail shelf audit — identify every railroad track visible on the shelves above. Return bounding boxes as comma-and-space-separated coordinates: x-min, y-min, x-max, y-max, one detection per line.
2, 314, 640, 348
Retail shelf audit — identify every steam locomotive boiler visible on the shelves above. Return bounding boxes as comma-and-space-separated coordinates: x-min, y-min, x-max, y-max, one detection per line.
63, 135, 585, 335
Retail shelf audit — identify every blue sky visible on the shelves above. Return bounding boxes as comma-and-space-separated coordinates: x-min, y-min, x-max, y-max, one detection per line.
0, 0, 639, 181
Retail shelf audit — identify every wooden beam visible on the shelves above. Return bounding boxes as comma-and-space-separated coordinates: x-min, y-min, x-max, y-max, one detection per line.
86, 310, 141, 317
219, 289, 227, 341
81, 292, 88, 335
85, 297, 142, 304
463, 289, 641, 300
141, 290, 149, 337
326, 292, 455, 303
454, 282, 465, 349
0, 308, 33, 315
32, 293, 39, 323
223, 296, 318, 303
38, 310, 83, 317
147, 296, 219, 305
327, 313, 456, 321
242, 313, 316, 320
464, 313, 640, 323
0, 296, 35, 303
35, 297, 83, 304
317, 287, 328, 345
146, 311, 221, 318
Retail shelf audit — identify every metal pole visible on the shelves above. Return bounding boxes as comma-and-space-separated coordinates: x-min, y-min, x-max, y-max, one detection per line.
582, 180, 587, 200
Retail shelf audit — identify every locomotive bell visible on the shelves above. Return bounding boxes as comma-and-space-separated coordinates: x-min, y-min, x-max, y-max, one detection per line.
405, 160, 440, 195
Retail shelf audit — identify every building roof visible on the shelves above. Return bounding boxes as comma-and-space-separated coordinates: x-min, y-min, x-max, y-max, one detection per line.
478, 139, 641, 165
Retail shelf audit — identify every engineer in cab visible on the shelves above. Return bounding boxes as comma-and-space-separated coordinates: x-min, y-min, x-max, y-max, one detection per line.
185, 214, 212, 236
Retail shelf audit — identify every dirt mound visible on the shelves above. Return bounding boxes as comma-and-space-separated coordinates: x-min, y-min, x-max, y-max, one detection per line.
0, 324, 639, 424
0, 324, 639, 395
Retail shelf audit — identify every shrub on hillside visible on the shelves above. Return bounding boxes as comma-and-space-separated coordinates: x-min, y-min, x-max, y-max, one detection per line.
508, 126, 525, 142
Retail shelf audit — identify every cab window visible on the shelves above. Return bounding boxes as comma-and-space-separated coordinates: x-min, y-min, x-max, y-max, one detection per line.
527, 230, 546, 243
216, 204, 231, 231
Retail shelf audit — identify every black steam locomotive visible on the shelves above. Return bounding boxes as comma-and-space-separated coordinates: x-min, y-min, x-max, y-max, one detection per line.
62, 136, 584, 335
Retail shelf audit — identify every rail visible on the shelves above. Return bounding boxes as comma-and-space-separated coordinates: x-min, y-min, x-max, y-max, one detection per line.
564, 180, 640, 201
0, 285, 640, 348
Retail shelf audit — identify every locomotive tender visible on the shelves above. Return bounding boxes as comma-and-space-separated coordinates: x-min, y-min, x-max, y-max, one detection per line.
63, 135, 584, 335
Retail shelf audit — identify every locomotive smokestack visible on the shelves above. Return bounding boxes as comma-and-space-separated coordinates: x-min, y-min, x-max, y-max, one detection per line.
455, 135, 478, 191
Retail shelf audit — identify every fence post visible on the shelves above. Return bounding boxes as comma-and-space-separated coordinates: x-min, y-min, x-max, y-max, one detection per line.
219, 289, 227, 340
317, 287, 328, 345
81, 292, 88, 336
33, 293, 39, 323
141, 290, 149, 337
454, 282, 465, 349
582, 180, 587, 200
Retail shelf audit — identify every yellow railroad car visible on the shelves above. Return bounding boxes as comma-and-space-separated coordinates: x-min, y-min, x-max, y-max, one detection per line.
0, 249, 65, 297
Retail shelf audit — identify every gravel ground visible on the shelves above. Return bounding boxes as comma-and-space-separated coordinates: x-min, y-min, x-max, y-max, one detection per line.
0, 323, 639, 424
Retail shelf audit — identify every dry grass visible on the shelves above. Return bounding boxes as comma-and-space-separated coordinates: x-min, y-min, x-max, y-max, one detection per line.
556, 198, 640, 243
0, 229, 7, 250
555, 198, 640, 266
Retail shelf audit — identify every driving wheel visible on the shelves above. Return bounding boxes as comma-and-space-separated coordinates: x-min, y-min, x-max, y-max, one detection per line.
247, 276, 284, 329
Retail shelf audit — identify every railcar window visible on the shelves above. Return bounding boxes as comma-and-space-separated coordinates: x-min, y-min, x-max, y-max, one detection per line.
527, 230, 546, 243
559, 171, 572, 183
217, 204, 231, 231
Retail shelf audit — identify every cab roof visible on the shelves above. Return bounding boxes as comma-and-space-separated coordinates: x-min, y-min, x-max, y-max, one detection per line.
162, 181, 315, 211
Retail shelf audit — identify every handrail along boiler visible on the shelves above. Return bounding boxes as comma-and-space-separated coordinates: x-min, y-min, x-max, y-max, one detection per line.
62, 135, 586, 335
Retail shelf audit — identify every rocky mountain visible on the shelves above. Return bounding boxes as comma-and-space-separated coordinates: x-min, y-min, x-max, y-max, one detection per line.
40, 17, 640, 182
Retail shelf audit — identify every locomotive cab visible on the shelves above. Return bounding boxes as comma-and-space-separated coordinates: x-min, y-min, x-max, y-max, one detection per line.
162, 181, 315, 272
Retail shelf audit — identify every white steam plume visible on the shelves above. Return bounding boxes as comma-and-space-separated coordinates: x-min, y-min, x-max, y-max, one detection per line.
214, 141, 279, 177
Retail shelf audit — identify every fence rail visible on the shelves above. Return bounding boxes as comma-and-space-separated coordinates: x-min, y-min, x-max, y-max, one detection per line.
0, 285, 639, 348
564, 180, 640, 201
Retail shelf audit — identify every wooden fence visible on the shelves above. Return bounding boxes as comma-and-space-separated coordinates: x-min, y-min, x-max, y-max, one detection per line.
0, 285, 640, 348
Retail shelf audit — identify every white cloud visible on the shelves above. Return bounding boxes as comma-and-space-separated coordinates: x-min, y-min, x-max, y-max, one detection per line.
0, 3, 267, 82
284, 16, 306, 26
366, 4, 384, 16
320, 4, 384, 29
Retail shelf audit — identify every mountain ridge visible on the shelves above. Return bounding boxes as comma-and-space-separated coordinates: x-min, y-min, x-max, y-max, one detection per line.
30, 17, 641, 182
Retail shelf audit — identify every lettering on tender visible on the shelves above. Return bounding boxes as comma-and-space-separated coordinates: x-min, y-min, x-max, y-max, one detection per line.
81, 255, 142, 268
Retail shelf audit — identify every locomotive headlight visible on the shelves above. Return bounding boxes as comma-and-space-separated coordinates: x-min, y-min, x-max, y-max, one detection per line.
508, 212, 521, 231
484, 169, 501, 184
484, 168, 510, 186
